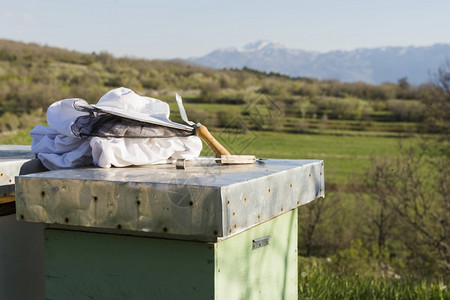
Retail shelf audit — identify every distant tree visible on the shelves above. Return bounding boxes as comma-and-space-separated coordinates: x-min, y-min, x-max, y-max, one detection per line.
292, 119, 309, 133
364, 157, 398, 255
398, 77, 410, 90
386, 99, 425, 122
436, 60, 450, 92
200, 81, 220, 103
365, 139, 449, 279
421, 61, 450, 134
326, 97, 373, 120
0, 112, 19, 131
299, 197, 327, 256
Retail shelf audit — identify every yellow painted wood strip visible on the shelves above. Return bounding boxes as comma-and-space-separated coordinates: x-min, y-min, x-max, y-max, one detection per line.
0, 196, 15, 204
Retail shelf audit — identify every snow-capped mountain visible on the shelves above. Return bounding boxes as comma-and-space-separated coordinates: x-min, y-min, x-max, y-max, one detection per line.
190, 41, 450, 85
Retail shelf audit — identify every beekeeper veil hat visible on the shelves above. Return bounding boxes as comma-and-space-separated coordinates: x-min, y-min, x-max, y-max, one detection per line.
76, 87, 193, 131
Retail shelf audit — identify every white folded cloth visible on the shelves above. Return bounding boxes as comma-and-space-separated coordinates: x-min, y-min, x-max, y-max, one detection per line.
30, 88, 202, 170
90, 135, 201, 168
30, 125, 93, 170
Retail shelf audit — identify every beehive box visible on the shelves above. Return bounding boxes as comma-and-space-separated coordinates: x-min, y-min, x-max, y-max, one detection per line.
0, 145, 45, 300
16, 159, 324, 299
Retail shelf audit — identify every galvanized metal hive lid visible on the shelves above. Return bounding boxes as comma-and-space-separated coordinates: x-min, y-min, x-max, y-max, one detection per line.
0, 145, 34, 194
16, 158, 325, 242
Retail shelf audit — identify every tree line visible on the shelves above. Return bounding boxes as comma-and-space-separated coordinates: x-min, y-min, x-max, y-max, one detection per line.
0, 39, 447, 134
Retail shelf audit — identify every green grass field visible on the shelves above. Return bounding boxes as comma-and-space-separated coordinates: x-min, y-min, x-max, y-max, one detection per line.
0, 130, 34, 145
298, 257, 449, 299
207, 130, 412, 185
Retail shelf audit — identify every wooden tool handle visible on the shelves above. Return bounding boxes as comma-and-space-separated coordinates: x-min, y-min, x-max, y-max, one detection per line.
195, 125, 231, 157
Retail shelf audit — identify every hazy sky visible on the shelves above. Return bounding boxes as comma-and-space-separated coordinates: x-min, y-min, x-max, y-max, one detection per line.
2, 0, 450, 59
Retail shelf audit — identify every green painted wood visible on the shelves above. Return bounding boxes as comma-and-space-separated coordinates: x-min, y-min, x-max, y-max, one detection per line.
45, 229, 215, 300
44, 209, 298, 300
215, 208, 298, 300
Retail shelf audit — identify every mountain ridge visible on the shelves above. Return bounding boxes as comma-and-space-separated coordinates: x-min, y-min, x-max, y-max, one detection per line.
190, 41, 450, 85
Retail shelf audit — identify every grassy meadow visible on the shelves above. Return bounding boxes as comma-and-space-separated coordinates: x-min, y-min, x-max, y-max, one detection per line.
298, 257, 449, 299
210, 130, 409, 184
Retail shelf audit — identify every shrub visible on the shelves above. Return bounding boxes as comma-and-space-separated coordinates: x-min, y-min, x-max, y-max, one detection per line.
200, 81, 220, 103
386, 99, 425, 121
0, 112, 20, 131
325, 97, 373, 120
293, 119, 309, 133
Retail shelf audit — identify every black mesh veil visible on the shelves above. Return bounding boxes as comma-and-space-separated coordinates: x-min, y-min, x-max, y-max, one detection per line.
71, 101, 195, 139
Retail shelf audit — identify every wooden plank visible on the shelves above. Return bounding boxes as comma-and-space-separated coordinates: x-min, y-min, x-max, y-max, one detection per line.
43, 210, 298, 299
0, 200, 15, 216
44, 229, 215, 299
0, 213, 45, 299
215, 209, 298, 300
0, 196, 15, 205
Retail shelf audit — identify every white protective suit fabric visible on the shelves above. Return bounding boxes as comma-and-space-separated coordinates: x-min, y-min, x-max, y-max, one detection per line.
30, 125, 93, 170
90, 135, 201, 168
30, 88, 202, 170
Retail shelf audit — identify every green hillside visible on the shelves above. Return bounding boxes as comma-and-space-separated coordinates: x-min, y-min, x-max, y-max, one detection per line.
1, 39, 447, 136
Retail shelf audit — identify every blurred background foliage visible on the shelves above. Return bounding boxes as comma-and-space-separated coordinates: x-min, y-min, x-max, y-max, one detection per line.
0, 39, 447, 135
